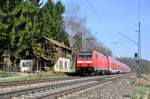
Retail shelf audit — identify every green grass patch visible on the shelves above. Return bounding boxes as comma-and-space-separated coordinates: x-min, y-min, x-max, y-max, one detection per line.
0, 72, 68, 83
132, 77, 150, 99
133, 85, 150, 99
137, 86, 146, 98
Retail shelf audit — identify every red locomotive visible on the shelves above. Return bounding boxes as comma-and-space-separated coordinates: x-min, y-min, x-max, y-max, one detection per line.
76, 50, 131, 75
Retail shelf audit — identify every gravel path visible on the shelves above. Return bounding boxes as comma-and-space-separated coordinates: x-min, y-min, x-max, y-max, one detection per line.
61, 74, 136, 99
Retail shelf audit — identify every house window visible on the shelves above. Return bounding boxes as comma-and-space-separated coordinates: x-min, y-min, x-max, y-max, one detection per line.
29, 62, 31, 67
65, 61, 67, 67
64, 50, 67, 55
59, 61, 63, 67
26, 62, 29, 67
26, 51, 29, 56
23, 62, 26, 67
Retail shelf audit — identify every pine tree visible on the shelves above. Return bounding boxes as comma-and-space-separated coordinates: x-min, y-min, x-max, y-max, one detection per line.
0, 0, 70, 67
39, 0, 68, 43
0, 0, 39, 61
32, 0, 69, 67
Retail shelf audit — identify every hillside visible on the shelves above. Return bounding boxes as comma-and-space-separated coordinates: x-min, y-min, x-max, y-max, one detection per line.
116, 57, 150, 74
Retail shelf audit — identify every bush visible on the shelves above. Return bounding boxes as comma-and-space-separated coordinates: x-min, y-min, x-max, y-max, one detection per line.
44, 67, 50, 72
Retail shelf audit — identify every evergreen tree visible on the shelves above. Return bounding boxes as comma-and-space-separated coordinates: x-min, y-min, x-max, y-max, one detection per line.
0, 0, 21, 53
0, 0, 39, 61
0, 0, 69, 66
32, 0, 69, 67
39, 0, 68, 43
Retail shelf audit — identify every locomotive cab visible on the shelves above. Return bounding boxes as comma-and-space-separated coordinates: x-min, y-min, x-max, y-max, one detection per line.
75, 50, 131, 75
76, 51, 95, 75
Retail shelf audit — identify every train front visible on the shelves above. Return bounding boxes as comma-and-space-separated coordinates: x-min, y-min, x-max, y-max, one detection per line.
76, 50, 94, 75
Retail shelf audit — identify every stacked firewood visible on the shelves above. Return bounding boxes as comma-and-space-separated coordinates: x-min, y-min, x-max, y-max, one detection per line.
33, 41, 59, 66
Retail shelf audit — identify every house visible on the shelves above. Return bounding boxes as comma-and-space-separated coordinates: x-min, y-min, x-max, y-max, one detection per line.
19, 36, 73, 72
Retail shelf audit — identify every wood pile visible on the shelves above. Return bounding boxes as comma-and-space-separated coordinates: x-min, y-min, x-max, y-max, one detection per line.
33, 41, 59, 66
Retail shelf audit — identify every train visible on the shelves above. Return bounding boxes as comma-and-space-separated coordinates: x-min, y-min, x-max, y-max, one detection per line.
75, 50, 131, 75
18, 49, 131, 75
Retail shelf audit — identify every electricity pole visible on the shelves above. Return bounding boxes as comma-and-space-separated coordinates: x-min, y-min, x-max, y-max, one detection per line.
81, 32, 83, 49
87, 37, 95, 50
137, 21, 141, 85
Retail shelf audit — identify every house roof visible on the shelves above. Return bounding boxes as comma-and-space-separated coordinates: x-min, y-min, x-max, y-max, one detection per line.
43, 36, 72, 51
1, 52, 10, 57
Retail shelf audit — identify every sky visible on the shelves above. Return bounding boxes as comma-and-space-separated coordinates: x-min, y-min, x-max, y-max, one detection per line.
42, 0, 150, 60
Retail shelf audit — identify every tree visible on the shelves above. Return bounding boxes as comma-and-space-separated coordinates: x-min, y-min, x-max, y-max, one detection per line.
31, 0, 69, 66
0, 0, 21, 53
0, 0, 70, 72
38, 0, 68, 43
94, 41, 112, 56
64, 5, 112, 56
116, 57, 150, 74
0, 0, 39, 62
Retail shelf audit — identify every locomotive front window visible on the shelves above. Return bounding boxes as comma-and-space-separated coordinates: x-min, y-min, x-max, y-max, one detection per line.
79, 51, 92, 58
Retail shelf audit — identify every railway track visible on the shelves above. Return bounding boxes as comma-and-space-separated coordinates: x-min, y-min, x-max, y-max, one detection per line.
0, 76, 80, 88
35, 79, 113, 99
0, 74, 127, 99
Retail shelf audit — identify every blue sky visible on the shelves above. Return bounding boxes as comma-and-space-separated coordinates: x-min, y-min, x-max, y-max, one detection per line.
42, 0, 150, 60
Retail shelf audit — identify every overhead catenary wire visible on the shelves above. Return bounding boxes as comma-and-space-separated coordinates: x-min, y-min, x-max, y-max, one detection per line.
86, 0, 104, 25
117, 32, 138, 45
85, 0, 138, 46
96, 1, 138, 45
85, 0, 115, 38
70, 0, 141, 55
94, 1, 117, 33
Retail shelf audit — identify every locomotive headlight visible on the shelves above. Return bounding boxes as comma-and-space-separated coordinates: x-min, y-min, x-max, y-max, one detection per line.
78, 64, 81, 67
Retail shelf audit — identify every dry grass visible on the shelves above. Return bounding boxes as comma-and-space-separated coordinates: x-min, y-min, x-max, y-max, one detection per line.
133, 74, 150, 99
140, 74, 150, 86
0, 72, 68, 83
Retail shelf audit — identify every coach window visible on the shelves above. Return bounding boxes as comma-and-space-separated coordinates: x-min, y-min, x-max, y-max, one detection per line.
96, 54, 98, 58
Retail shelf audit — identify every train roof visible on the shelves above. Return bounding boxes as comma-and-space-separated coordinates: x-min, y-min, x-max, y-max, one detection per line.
78, 50, 130, 67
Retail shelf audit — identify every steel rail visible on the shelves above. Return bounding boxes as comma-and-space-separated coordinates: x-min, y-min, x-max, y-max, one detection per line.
0, 75, 112, 98
0, 76, 80, 88
0, 74, 127, 99
34, 75, 123, 99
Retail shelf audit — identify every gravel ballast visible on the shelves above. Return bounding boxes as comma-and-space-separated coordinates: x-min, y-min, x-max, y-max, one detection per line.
61, 74, 136, 99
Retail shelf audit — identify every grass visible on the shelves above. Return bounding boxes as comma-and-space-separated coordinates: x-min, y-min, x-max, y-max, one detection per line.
0, 71, 68, 83
133, 86, 149, 99
132, 74, 150, 99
